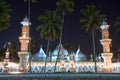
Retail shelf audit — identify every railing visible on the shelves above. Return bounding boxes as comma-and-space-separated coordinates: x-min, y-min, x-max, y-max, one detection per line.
0, 73, 120, 80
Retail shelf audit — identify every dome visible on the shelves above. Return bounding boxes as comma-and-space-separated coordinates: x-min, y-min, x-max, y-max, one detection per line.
32, 45, 46, 62
51, 44, 70, 62
52, 44, 69, 56
74, 46, 87, 62
23, 16, 29, 22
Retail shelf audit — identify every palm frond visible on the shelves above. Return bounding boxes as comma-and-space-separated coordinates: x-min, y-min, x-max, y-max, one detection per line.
114, 16, 120, 32
36, 10, 62, 41
80, 3, 103, 35
0, 0, 11, 31
56, 0, 74, 15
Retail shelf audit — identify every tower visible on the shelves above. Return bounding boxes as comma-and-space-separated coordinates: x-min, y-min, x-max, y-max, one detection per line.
100, 20, 113, 72
18, 16, 31, 72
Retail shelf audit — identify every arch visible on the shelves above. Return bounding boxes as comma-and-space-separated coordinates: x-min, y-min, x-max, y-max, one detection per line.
97, 65, 101, 72
83, 65, 88, 72
117, 67, 120, 72
38, 65, 42, 73
31, 66, 35, 73
46, 66, 52, 73
0, 64, 2, 72
41, 66, 45, 73
51, 66, 55, 73
91, 65, 95, 72
56, 66, 60, 72
74, 66, 79, 72
79, 65, 83, 72
65, 64, 70, 72
34, 66, 38, 73
88, 65, 92, 72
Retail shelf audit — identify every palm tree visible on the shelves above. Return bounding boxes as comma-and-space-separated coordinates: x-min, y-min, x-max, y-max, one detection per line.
80, 3, 103, 73
36, 10, 62, 73
54, 0, 74, 72
0, 0, 11, 31
114, 17, 120, 32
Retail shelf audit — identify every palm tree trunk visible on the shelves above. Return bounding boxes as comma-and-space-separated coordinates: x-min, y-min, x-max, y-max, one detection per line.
28, 0, 31, 73
44, 40, 50, 73
92, 31, 97, 73
54, 12, 64, 73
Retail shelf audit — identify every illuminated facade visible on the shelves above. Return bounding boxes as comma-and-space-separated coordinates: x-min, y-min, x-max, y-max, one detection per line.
0, 18, 120, 73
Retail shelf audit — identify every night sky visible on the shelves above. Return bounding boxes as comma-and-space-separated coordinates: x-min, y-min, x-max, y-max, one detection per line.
0, 0, 120, 55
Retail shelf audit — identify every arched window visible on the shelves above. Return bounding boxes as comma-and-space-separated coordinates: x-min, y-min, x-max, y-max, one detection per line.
56, 66, 60, 72
65, 65, 70, 72
74, 66, 78, 72
38, 65, 42, 73
51, 66, 55, 72
79, 65, 82, 72
47, 66, 52, 73
83, 66, 87, 72
88, 65, 92, 72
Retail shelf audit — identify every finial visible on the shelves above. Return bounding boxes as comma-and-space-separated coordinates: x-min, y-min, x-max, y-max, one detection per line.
40, 44, 42, 48
78, 45, 80, 49
90, 54, 93, 62
23, 16, 29, 22
101, 15, 107, 25
102, 19, 107, 25
58, 43, 63, 48
78, 45, 81, 52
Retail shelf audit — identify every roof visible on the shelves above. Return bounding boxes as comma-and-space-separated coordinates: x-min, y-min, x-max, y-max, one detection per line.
52, 44, 69, 56
74, 46, 87, 61
32, 45, 46, 62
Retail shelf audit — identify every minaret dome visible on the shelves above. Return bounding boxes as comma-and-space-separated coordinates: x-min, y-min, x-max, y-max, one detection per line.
21, 16, 31, 26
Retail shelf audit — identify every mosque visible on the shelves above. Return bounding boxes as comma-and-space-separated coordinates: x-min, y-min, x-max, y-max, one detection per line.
0, 17, 120, 73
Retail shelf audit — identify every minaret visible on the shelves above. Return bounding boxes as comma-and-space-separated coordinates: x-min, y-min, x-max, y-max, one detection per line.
18, 16, 31, 72
100, 20, 113, 73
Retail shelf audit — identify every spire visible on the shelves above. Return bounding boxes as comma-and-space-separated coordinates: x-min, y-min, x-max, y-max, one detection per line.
90, 54, 93, 62
40, 44, 42, 49
39, 44, 43, 53
37, 45, 46, 58
76, 45, 81, 55
102, 19, 107, 25
78, 45, 81, 52
23, 16, 29, 22
97, 54, 102, 62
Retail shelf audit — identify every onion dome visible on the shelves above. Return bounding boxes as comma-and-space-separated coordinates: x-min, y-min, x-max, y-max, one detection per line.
21, 16, 31, 26
51, 44, 70, 62
32, 45, 46, 62
74, 46, 87, 62
52, 44, 69, 56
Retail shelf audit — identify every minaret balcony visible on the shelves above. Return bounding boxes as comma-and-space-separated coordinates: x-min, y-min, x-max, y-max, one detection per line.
19, 37, 31, 41
100, 39, 111, 42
